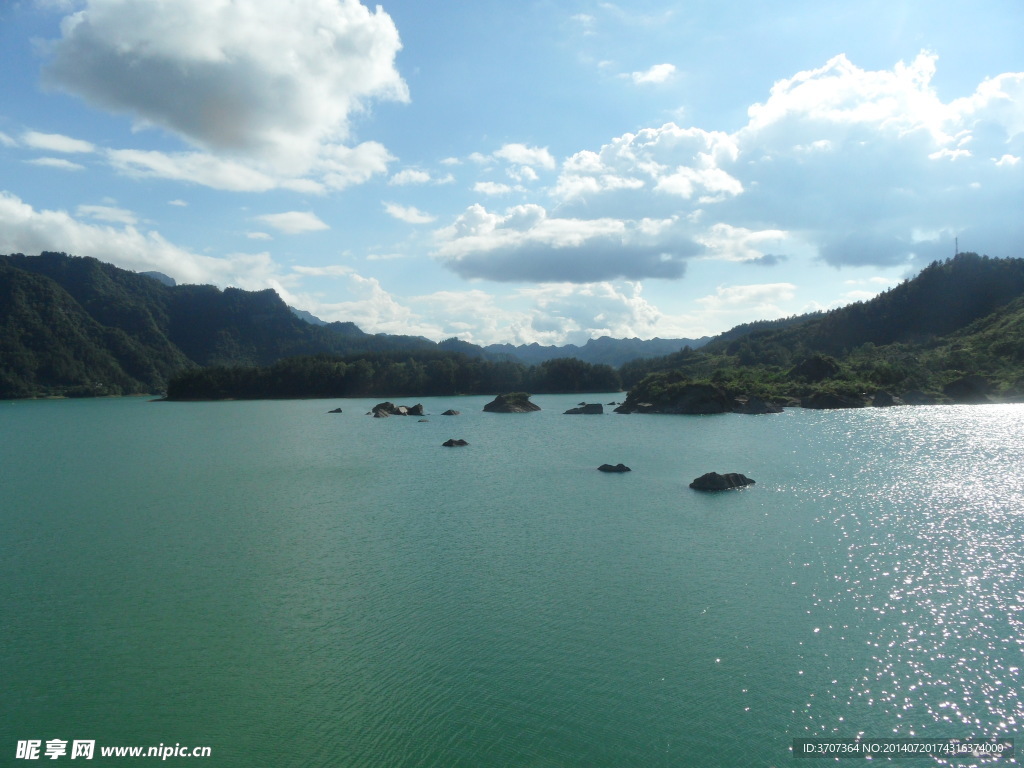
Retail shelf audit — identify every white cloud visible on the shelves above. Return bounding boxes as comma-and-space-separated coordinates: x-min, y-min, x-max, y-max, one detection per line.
389, 168, 432, 185
455, 52, 1024, 281
0, 132, 19, 147
76, 204, 137, 226
291, 264, 352, 277
316, 141, 394, 190
630, 63, 676, 85
696, 223, 789, 262
493, 143, 556, 170
434, 203, 698, 282
571, 13, 596, 35
107, 149, 282, 192
311, 273, 442, 338
473, 181, 514, 196
0, 190, 285, 287
27, 157, 86, 171
44, 0, 406, 188
553, 123, 741, 205
256, 211, 329, 234
168, 199, 188, 207
383, 202, 436, 224
247, 231, 272, 240
22, 130, 96, 153
693, 283, 799, 329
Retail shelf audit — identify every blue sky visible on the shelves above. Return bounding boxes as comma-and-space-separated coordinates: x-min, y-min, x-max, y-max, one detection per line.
1, 0, 1021, 345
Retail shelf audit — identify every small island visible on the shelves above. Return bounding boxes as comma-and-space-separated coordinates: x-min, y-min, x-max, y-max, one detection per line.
689, 472, 756, 491
482, 393, 541, 413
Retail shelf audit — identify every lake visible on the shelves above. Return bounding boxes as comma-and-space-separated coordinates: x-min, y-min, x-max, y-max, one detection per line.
2, 395, 1022, 766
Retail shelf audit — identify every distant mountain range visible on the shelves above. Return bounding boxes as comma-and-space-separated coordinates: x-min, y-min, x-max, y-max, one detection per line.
0, 251, 701, 398
3, 250, 1023, 400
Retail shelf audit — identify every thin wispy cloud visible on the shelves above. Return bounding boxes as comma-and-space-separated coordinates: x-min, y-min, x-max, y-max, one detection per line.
256, 211, 329, 235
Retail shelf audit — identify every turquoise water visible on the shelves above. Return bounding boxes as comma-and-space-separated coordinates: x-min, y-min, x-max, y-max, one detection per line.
2, 396, 1022, 766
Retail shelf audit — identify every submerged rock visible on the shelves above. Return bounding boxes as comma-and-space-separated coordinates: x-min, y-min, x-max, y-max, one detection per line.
901, 389, 937, 405
871, 390, 899, 407
483, 393, 541, 413
800, 392, 866, 409
441, 409, 461, 416
598, 463, 631, 473
732, 395, 783, 414
564, 403, 604, 415
943, 375, 993, 404
689, 472, 755, 491
442, 438, 469, 447
372, 402, 426, 417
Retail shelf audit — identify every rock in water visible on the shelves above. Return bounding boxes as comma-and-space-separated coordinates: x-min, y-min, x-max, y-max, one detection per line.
732, 395, 783, 414
483, 393, 541, 412
598, 463, 631, 473
800, 392, 866, 409
943, 375, 992, 404
327, 407, 343, 413
441, 410, 461, 416
689, 472, 755, 491
442, 438, 469, 447
564, 403, 604, 414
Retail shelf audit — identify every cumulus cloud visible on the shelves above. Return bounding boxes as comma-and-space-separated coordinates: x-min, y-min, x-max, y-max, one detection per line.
448, 52, 1023, 283
383, 202, 436, 224
630, 63, 676, 85
693, 282, 799, 329
311, 273, 443, 338
553, 123, 742, 207
43, 0, 406, 186
389, 168, 432, 185
0, 190, 284, 286
255, 211, 329, 234
435, 203, 699, 282
473, 181, 515, 196
493, 143, 556, 170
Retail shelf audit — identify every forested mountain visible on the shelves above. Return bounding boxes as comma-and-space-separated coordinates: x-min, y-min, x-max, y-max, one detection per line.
166, 352, 621, 400
4, 250, 1024, 402
0, 252, 435, 397
621, 253, 1024, 400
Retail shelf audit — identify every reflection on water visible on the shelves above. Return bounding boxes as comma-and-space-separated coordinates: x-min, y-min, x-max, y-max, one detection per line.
1, 398, 1022, 767
799, 405, 1024, 765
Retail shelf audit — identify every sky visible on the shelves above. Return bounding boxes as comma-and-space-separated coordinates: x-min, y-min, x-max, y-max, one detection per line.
0, 0, 1021, 346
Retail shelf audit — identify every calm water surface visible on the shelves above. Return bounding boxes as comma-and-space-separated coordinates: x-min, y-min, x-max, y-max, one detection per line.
2, 396, 1022, 766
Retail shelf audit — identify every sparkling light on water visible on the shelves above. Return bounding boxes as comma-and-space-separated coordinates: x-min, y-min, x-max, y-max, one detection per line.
799, 405, 1024, 766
